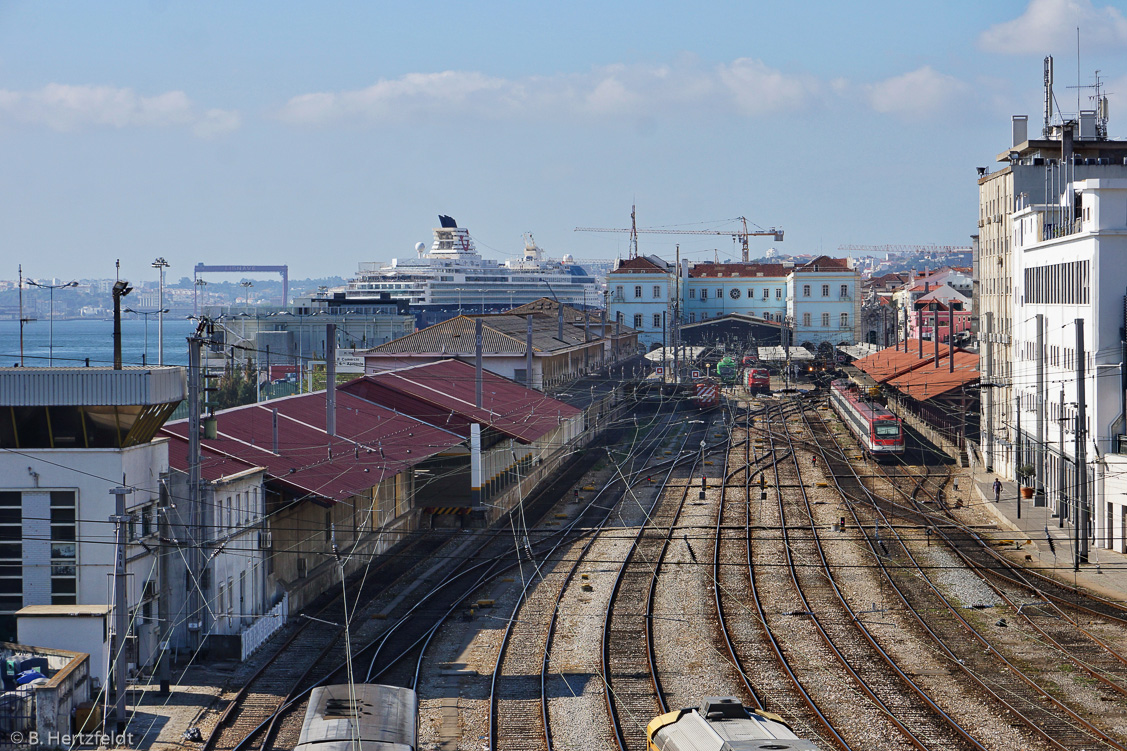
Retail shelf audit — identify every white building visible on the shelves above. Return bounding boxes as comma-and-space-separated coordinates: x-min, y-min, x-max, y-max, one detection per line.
786, 256, 861, 346
607, 256, 678, 349
683, 263, 790, 324
1012, 178, 1127, 554
0, 367, 186, 673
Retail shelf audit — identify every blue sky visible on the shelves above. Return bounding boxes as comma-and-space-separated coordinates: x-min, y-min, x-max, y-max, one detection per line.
2, 0, 1126, 282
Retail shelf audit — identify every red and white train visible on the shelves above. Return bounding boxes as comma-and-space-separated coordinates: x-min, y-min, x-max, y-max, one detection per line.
829, 379, 904, 455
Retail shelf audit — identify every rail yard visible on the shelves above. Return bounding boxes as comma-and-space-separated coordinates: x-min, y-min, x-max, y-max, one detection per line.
183, 382, 1127, 751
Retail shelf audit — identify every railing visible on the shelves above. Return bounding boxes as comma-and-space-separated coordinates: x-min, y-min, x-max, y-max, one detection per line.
240, 593, 289, 661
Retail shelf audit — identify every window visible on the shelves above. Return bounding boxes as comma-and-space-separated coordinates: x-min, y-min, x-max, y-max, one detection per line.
653, 285, 661, 298
716, 287, 722, 298
802, 312, 811, 326
615, 285, 623, 299
840, 284, 848, 298
700, 289, 708, 300
616, 311, 624, 324
840, 313, 849, 328
748, 288, 754, 298
761, 288, 769, 299
821, 284, 830, 297
653, 314, 661, 328
690, 288, 697, 299
776, 288, 782, 299
822, 312, 830, 327
634, 314, 643, 328
803, 284, 811, 297
764, 313, 772, 321
634, 285, 642, 298
689, 313, 696, 322
225, 497, 232, 531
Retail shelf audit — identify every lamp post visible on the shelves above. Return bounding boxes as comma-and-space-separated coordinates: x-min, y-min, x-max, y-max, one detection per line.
240, 281, 254, 310
152, 257, 169, 365
124, 308, 169, 364
27, 279, 78, 366
194, 278, 208, 315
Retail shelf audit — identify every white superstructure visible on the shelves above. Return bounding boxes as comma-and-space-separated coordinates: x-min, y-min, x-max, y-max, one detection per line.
345, 216, 597, 308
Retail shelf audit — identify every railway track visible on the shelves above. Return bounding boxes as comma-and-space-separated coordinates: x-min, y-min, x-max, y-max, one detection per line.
206, 390, 674, 751
601, 411, 720, 751
489, 400, 701, 751
806, 405, 1127, 751
711, 405, 841, 748
764, 400, 982, 751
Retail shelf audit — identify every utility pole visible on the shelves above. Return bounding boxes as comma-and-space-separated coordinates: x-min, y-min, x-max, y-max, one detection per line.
1059, 384, 1067, 528
1016, 395, 1022, 519
187, 330, 204, 651
1035, 313, 1045, 503
673, 245, 680, 385
984, 312, 994, 472
153, 258, 169, 365
1075, 317, 1088, 568
109, 483, 134, 733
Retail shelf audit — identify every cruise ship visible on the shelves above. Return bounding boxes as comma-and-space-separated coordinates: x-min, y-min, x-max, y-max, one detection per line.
342, 216, 598, 309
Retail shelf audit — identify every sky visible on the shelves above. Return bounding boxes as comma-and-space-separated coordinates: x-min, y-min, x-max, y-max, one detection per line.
1, 0, 1126, 283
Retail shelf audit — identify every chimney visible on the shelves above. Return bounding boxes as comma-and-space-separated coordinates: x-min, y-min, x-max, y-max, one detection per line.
1012, 115, 1028, 147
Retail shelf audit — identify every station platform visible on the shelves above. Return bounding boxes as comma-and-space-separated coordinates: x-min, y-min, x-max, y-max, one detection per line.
967, 470, 1127, 605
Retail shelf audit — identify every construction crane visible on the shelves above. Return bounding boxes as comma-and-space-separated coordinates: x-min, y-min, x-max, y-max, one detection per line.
576, 205, 783, 262
837, 244, 971, 256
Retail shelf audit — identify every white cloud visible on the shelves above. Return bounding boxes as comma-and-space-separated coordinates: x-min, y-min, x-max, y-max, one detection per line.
0, 84, 240, 136
978, 0, 1127, 54
864, 66, 969, 119
278, 59, 822, 126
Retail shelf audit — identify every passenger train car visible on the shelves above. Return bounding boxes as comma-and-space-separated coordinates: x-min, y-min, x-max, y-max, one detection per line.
829, 379, 904, 456
295, 684, 417, 751
648, 697, 823, 751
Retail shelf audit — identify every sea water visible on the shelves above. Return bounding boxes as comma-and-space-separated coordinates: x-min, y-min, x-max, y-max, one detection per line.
0, 318, 200, 368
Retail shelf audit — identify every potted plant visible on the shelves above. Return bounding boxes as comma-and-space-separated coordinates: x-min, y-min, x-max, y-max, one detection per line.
1017, 464, 1036, 499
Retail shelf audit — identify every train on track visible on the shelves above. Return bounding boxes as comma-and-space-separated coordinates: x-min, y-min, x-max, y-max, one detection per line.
295, 683, 417, 751
746, 367, 770, 393
716, 356, 739, 384
828, 379, 904, 456
694, 378, 721, 409
647, 697, 822, 751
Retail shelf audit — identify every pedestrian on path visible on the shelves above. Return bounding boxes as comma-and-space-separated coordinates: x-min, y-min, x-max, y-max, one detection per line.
993, 478, 1002, 503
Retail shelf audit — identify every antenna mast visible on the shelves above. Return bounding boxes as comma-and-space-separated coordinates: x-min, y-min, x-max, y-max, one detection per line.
629, 204, 639, 259
1043, 55, 1054, 137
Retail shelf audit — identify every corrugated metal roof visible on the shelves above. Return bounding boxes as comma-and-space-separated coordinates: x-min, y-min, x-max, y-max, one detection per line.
162, 390, 464, 502
342, 359, 580, 443
0, 366, 187, 406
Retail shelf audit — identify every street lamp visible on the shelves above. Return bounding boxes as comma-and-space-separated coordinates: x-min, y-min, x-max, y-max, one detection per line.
240, 281, 254, 310
27, 279, 78, 366
194, 278, 208, 315
124, 308, 169, 364
152, 257, 169, 365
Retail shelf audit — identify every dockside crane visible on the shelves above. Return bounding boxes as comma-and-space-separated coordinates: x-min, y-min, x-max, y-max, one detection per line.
576, 206, 783, 261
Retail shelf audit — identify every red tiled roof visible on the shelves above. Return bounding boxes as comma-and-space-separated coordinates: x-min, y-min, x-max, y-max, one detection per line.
887, 351, 979, 401
688, 263, 788, 278
794, 255, 851, 272
853, 341, 935, 382
162, 390, 464, 503
342, 359, 580, 443
609, 256, 669, 273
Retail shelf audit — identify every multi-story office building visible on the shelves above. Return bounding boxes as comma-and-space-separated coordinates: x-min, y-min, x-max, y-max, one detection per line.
978, 112, 1127, 478
1012, 176, 1127, 553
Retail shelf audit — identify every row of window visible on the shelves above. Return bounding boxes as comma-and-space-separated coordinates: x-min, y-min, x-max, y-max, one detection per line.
1019, 341, 1093, 371
620, 283, 852, 301
221, 488, 262, 535
660, 312, 850, 328
1023, 259, 1091, 305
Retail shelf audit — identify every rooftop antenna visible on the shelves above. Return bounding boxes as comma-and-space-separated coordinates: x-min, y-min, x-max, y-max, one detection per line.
629, 204, 639, 259
1043, 55, 1054, 137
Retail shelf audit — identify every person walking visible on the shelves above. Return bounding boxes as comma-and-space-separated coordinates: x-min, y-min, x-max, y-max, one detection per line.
993, 478, 1002, 503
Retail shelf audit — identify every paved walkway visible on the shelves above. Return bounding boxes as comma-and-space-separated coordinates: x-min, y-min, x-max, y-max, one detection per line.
968, 470, 1127, 604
